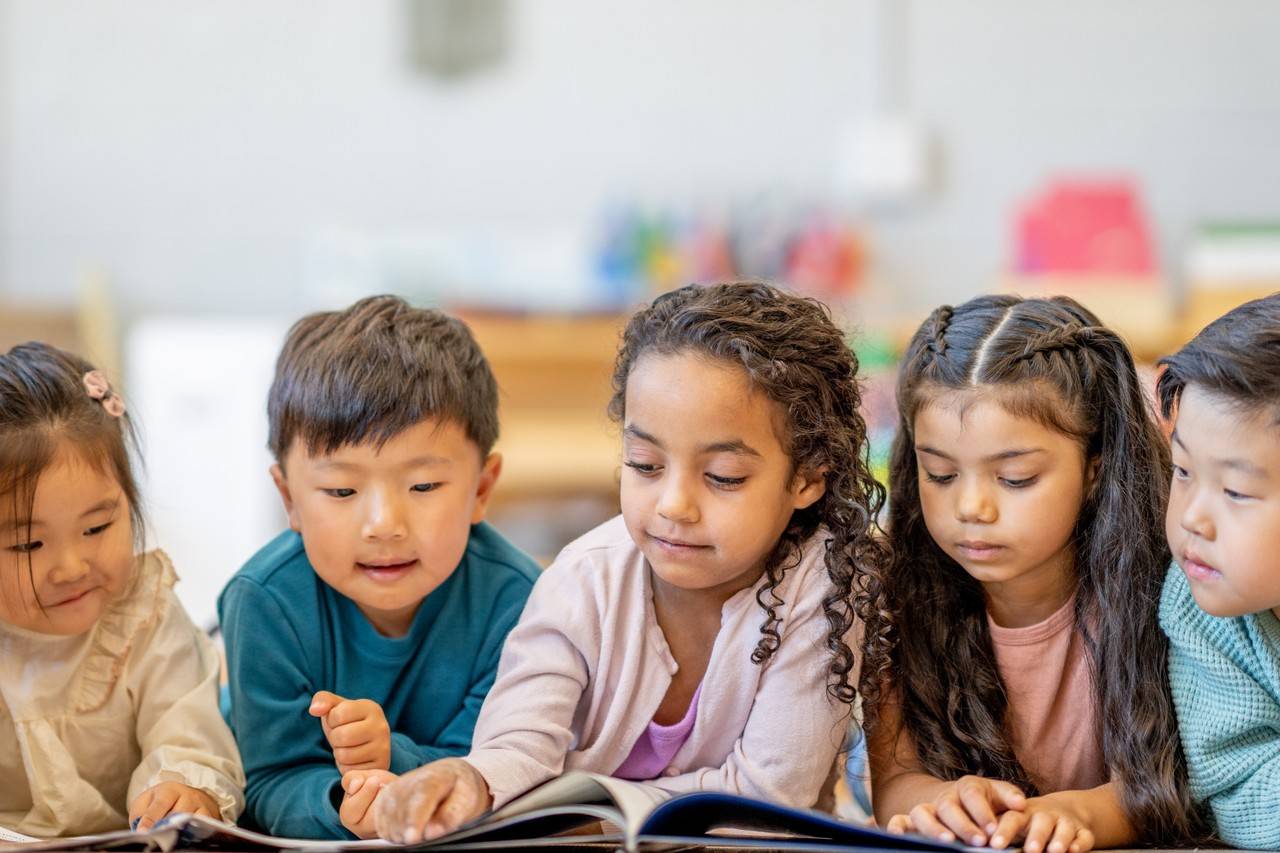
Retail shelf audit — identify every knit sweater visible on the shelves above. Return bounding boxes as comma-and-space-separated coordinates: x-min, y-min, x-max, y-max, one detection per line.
1161, 564, 1280, 849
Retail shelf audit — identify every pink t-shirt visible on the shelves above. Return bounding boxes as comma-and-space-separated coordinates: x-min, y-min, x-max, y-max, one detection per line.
613, 683, 704, 780
989, 595, 1107, 793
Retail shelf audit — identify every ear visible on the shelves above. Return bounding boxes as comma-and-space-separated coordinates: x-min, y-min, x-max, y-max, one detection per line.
1084, 455, 1102, 498
270, 464, 303, 533
790, 465, 828, 511
470, 452, 503, 525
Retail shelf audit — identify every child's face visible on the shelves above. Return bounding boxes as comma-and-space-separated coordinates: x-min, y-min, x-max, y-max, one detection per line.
619, 352, 825, 597
1167, 384, 1280, 618
912, 393, 1092, 623
0, 446, 135, 636
272, 418, 501, 638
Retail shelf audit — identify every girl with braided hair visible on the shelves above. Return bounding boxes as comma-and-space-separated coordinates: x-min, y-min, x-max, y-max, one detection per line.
373, 281, 889, 843
865, 295, 1205, 853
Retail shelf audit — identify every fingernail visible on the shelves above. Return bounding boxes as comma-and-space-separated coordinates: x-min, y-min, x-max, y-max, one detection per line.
973, 836, 986, 846
941, 832, 955, 842
993, 837, 1005, 847
987, 823, 997, 834
404, 829, 419, 844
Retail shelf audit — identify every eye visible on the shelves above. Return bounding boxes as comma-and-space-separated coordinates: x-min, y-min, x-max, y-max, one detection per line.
624, 461, 661, 476
1000, 477, 1037, 489
706, 473, 747, 489
1171, 464, 1189, 481
322, 488, 356, 499
85, 522, 113, 536
923, 471, 955, 485
8, 540, 41, 554
410, 483, 440, 493
1224, 488, 1255, 502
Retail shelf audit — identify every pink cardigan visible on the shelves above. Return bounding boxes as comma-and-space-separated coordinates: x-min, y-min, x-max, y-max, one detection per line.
466, 516, 855, 808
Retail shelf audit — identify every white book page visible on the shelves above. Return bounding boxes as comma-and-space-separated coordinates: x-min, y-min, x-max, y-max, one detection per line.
0, 826, 39, 844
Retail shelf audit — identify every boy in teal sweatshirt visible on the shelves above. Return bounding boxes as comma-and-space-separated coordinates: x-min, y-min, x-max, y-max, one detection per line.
1157, 293, 1280, 849
219, 296, 538, 839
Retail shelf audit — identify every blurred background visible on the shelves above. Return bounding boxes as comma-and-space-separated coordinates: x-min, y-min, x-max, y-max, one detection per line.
1, 0, 1279, 631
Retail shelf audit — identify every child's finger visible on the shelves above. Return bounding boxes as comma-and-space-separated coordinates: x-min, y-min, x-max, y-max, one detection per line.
1022, 811, 1057, 853
1046, 819, 1079, 853
375, 770, 453, 844
128, 789, 154, 823
991, 780, 1028, 812
1069, 828, 1095, 853
907, 804, 955, 844
327, 699, 379, 728
957, 781, 999, 835
425, 775, 488, 839
990, 809, 1026, 849
341, 776, 382, 824
935, 796, 986, 847
309, 690, 344, 717
885, 814, 913, 835
327, 721, 376, 749
136, 787, 181, 831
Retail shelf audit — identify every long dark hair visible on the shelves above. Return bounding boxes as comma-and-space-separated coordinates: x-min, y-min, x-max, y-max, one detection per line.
863, 294, 1204, 843
609, 281, 889, 704
0, 342, 146, 605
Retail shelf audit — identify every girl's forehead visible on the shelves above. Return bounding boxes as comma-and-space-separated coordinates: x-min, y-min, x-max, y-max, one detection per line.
625, 352, 789, 453
913, 388, 1079, 448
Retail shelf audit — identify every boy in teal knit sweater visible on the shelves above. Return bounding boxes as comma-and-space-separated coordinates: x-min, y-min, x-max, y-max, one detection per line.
219, 296, 539, 840
1157, 293, 1280, 849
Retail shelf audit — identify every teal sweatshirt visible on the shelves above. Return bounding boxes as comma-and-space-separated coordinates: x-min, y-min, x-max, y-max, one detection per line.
1161, 563, 1280, 849
218, 523, 538, 839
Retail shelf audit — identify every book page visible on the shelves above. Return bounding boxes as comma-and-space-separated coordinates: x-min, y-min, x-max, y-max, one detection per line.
484, 771, 668, 843
0, 826, 39, 844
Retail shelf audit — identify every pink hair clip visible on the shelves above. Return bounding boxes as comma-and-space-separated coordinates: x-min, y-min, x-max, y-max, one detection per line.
82, 370, 126, 418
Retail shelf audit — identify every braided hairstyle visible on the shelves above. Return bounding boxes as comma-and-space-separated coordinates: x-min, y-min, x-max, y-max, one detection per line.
862, 294, 1206, 844
609, 281, 889, 704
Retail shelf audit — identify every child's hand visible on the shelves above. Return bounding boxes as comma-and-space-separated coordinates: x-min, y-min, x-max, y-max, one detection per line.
310, 690, 392, 774
128, 782, 220, 831
884, 775, 1027, 847
988, 796, 1094, 853
372, 757, 492, 844
338, 770, 398, 839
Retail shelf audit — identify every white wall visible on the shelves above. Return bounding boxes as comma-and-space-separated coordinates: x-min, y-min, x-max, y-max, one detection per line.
5, 1, 1280, 316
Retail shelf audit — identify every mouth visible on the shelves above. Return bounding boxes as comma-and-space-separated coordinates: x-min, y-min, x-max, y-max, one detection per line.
356, 558, 419, 582
956, 540, 1006, 561
647, 533, 711, 553
1181, 552, 1221, 582
49, 588, 97, 608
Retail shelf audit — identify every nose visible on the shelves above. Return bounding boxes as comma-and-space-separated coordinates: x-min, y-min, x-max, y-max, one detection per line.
362, 489, 408, 541
656, 471, 700, 525
46, 543, 91, 586
1179, 487, 1215, 541
955, 477, 997, 525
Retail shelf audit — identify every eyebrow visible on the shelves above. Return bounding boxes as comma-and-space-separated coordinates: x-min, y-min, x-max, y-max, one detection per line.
624, 426, 762, 458
916, 445, 1045, 463
314, 455, 451, 471
0, 497, 119, 533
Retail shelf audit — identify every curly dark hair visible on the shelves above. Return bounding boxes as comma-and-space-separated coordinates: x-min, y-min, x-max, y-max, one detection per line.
861, 294, 1206, 844
608, 281, 889, 704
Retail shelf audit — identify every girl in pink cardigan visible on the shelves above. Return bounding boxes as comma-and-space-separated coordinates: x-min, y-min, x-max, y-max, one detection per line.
367, 281, 889, 843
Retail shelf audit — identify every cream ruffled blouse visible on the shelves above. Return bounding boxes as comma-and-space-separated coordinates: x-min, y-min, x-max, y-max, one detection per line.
0, 550, 244, 837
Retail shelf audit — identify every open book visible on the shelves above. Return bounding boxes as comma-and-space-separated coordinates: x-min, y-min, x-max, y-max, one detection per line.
1, 772, 964, 852
0, 816, 387, 852
426, 771, 965, 851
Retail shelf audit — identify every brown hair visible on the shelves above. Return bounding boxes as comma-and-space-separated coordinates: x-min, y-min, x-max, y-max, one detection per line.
268, 295, 499, 462
609, 281, 889, 704
863, 294, 1205, 844
1158, 291, 1280, 423
0, 342, 146, 596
